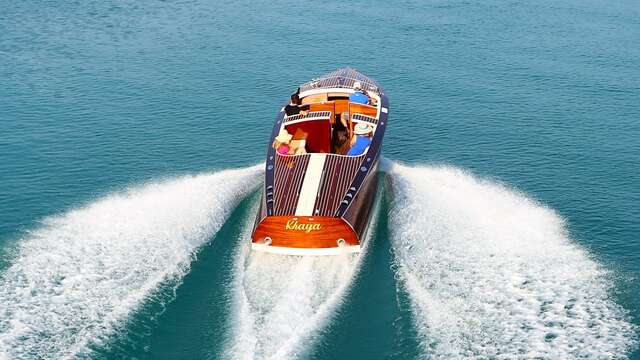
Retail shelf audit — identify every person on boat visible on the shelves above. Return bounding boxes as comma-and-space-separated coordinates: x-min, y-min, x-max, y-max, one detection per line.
272, 129, 293, 155
349, 81, 378, 106
291, 141, 307, 155
284, 92, 310, 116
347, 123, 373, 156
332, 112, 351, 155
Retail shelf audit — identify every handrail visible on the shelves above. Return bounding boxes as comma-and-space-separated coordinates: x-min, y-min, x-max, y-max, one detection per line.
284, 110, 331, 123
276, 152, 366, 159
351, 113, 378, 125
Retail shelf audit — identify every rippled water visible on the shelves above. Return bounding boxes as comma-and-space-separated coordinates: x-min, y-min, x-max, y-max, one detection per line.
1, 0, 639, 358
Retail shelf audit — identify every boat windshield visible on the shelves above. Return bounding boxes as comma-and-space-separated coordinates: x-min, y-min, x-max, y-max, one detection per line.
299, 67, 381, 95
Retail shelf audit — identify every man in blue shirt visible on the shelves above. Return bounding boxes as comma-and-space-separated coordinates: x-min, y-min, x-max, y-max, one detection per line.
349, 81, 370, 104
347, 123, 373, 156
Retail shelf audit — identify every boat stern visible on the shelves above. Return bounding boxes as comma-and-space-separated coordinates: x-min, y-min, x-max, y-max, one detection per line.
251, 216, 360, 256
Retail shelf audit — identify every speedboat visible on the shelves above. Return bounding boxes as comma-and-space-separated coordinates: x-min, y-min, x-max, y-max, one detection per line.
251, 67, 389, 255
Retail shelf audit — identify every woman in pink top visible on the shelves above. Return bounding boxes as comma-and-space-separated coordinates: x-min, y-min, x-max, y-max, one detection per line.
276, 144, 290, 154
272, 129, 293, 155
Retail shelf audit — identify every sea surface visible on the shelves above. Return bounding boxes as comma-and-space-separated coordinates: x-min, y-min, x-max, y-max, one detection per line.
1, 0, 639, 358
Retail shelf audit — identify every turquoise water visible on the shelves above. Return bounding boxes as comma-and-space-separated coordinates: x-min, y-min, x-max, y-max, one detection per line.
1, 0, 639, 358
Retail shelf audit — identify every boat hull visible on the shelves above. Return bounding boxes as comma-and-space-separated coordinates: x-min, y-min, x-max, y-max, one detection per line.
251, 68, 388, 256
251, 167, 380, 256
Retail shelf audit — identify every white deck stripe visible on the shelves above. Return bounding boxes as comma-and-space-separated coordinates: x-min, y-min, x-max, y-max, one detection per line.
295, 153, 326, 216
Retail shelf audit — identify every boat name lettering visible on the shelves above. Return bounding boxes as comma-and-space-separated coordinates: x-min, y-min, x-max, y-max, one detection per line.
285, 220, 322, 233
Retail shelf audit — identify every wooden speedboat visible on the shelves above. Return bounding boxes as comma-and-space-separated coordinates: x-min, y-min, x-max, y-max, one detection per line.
251, 68, 389, 255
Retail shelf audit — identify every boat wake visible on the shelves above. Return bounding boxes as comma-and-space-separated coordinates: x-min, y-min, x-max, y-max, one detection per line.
0, 165, 262, 360
0, 160, 636, 359
387, 163, 637, 358
224, 212, 379, 360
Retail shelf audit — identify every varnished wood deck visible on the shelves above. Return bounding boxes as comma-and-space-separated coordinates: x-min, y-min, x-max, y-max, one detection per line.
252, 216, 359, 248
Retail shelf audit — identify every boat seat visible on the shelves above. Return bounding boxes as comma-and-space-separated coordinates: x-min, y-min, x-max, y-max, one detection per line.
348, 103, 377, 117
308, 102, 335, 114
334, 99, 350, 116
285, 118, 331, 153
301, 93, 328, 104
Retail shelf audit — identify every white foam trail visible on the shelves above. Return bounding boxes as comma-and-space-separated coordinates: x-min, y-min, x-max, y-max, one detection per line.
227, 251, 357, 360
225, 207, 379, 360
0, 165, 262, 359
388, 163, 637, 359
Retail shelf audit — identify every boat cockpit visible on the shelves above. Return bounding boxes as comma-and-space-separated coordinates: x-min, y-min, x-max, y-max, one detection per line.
273, 88, 381, 157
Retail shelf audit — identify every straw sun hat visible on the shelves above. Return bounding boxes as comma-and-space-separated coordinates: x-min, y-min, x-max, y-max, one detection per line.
275, 129, 293, 143
353, 123, 373, 135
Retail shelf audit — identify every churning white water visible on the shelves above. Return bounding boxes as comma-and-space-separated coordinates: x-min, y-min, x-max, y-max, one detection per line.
1, 160, 635, 359
388, 163, 637, 358
0, 165, 262, 359
224, 206, 379, 360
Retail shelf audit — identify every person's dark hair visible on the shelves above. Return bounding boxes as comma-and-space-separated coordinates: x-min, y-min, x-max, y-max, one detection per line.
290, 87, 302, 104
332, 113, 350, 154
